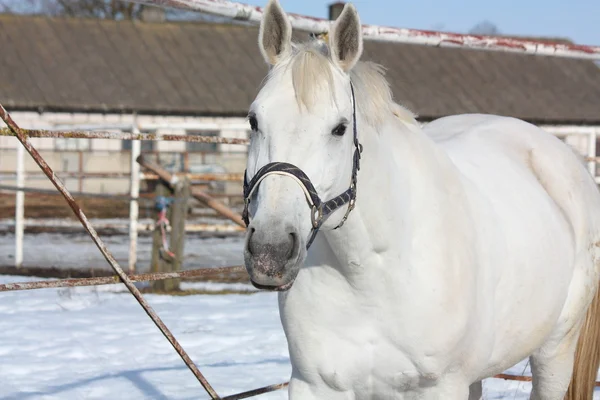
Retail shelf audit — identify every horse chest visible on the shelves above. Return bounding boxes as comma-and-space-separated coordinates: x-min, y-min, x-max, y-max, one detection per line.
292, 327, 446, 394
281, 292, 452, 394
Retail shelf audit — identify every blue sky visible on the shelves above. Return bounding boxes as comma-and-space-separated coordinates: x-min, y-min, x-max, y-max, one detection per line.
244, 0, 599, 46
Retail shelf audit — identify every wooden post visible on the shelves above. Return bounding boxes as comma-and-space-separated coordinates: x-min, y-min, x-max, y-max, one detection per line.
150, 179, 189, 292
167, 179, 190, 289
151, 184, 171, 291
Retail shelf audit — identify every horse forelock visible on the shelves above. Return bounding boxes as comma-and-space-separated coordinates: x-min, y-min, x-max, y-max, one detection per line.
259, 40, 418, 129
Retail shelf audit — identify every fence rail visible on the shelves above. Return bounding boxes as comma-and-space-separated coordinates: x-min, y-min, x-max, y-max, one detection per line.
0, 266, 246, 292
0, 127, 250, 145
0, 172, 244, 181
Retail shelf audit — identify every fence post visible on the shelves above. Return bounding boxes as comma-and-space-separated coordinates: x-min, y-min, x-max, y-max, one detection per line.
167, 179, 190, 289
15, 144, 25, 268
128, 124, 141, 274
150, 180, 188, 292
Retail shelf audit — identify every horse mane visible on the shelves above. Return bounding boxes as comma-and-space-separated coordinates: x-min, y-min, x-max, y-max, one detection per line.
264, 40, 418, 129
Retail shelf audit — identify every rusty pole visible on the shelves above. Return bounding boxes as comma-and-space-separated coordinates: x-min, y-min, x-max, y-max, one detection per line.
221, 382, 289, 400
0, 266, 247, 292
126, 0, 600, 60
0, 104, 221, 399
0, 127, 249, 145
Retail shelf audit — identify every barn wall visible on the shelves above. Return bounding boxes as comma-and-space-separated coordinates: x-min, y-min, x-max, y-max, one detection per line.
1, 112, 598, 195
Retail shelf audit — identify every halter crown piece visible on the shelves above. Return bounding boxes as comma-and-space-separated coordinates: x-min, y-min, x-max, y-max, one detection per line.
242, 83, 363, 249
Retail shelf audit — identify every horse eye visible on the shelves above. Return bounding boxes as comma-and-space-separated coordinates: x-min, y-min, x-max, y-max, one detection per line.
331, 123, 347, 136
249, 115, 259, 132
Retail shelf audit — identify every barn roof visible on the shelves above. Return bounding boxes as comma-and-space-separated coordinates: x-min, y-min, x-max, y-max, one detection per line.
0, 14, 599, 124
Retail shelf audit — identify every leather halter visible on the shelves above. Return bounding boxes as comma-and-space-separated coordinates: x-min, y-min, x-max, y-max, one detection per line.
242, 83, 363, 249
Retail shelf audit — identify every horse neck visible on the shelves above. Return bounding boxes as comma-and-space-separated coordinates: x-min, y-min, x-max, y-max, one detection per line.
315, 113, 450, 276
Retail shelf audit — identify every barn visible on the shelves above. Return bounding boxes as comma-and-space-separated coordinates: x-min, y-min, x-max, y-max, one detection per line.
0, 4, 600, 195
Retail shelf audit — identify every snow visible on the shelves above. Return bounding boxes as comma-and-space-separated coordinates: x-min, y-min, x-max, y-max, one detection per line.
0, 276, 288, 400
1, 275, 598, 399
0, 227, 245, 271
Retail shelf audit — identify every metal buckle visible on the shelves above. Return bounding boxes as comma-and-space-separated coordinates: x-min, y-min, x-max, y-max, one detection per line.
311, 204, 323, 229
334, 194, 357, 230
348, 197, 356, 211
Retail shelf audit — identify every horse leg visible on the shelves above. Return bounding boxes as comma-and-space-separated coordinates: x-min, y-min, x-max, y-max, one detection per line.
529, 322, 582, 400
468, 380, 482, 400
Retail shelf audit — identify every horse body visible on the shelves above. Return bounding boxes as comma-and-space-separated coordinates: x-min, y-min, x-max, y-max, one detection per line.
245, 1, 600, 398
279, 112, 597, 398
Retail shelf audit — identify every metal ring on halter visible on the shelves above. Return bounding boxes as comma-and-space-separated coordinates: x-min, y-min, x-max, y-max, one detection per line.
311, 205, 323, 229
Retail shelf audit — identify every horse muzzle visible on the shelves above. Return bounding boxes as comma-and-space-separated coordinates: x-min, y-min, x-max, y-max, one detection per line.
244, 225, 303, 291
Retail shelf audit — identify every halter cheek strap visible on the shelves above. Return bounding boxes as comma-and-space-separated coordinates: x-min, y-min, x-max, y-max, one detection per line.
242, 83, 362, 249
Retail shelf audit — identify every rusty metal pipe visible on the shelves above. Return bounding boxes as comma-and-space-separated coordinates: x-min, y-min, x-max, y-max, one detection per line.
0, 127, 249, 145
0, 104, 221, 399
221, 382, 289, 400
0, 266, 246, 292
142, 172, 244, 181
0, 172, 244, 181
492, 373, 600, 386
126, 0, 600, 60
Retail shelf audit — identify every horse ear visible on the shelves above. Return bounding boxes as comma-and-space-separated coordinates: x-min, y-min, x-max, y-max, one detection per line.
258, 0, 293, 66
329, 3, 363, 72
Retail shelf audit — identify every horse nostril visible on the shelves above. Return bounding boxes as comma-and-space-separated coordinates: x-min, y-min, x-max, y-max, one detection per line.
287, 232, 297, 260
247, 227, 256, 256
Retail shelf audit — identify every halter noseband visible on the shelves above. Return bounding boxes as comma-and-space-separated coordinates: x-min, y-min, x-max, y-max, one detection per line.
242, 83, 362, 249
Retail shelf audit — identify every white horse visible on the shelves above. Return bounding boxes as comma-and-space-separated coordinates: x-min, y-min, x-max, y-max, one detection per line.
242, 1, 600, 398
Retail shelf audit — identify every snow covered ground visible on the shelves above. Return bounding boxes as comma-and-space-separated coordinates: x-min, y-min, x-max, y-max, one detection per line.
2, 275, 599, 399
0, 219, 245, 271
1, 225, 599, 399
0, 276, 287, 400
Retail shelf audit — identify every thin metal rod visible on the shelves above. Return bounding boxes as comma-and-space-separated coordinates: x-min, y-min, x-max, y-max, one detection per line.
129, 125, 142, 274
0, 104, 221, 399
0, 185, 243, 203
221, 382, 289, 400
126, 0, 600, 60
0, 127, 249, 145
492, 373, 600, 386
0, 184, 150, 200
15, 144, 25, 268
0, 172, 245, 181
0, 266, 246, 292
